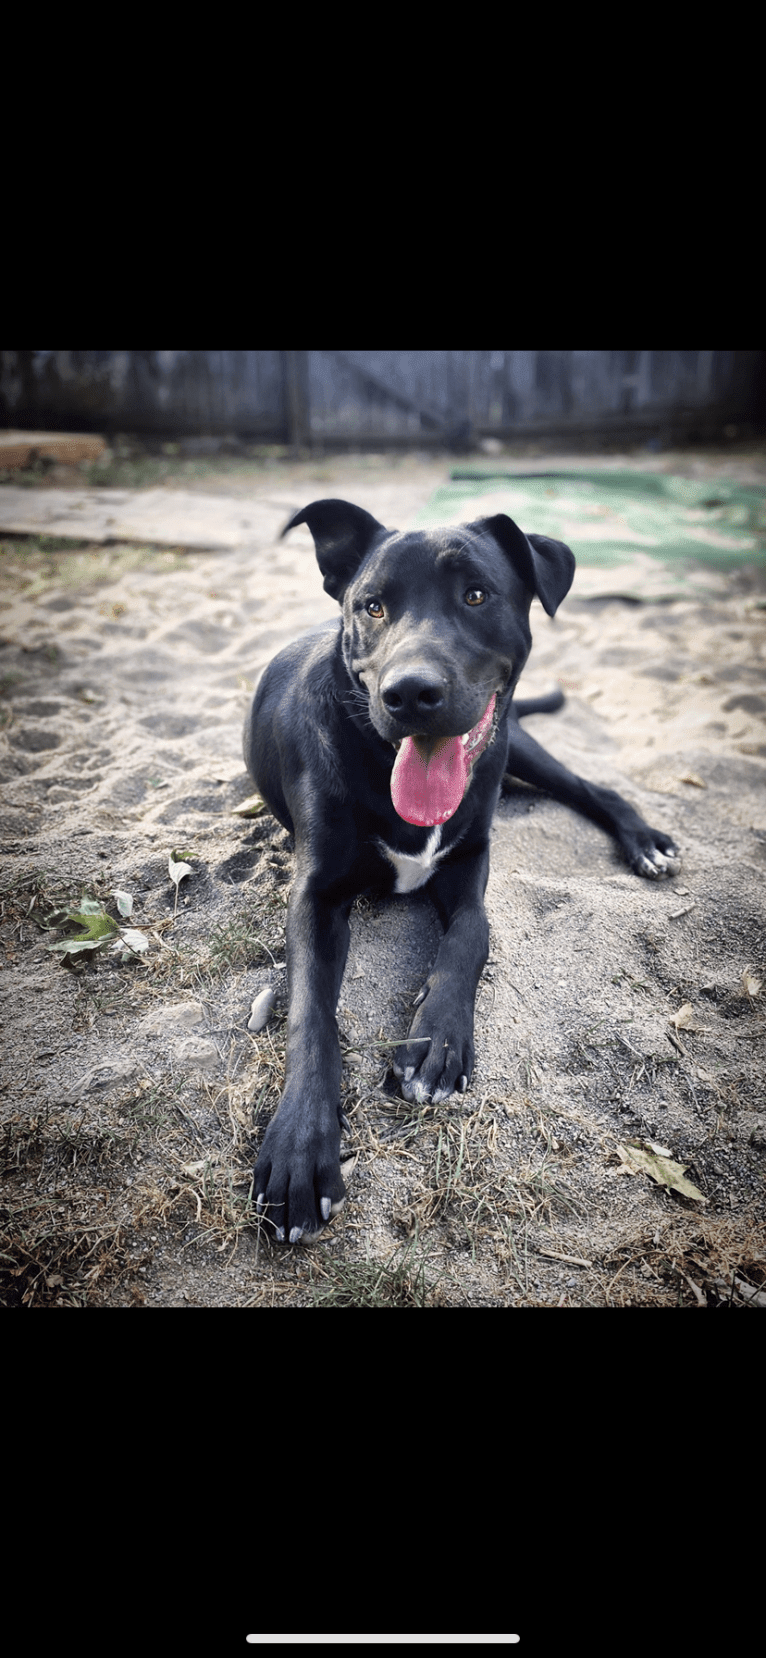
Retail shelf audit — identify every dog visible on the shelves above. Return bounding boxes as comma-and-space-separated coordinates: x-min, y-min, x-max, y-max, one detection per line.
243, 499, 680, 1242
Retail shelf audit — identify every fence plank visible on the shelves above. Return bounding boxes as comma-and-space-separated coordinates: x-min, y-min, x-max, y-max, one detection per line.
0, 350, 762, 444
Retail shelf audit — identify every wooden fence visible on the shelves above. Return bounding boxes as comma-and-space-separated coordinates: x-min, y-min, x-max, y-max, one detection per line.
1, 350, 763, 447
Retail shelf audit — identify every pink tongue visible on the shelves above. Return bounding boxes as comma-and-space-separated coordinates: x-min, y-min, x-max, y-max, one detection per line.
391, 734, 468, 826
390, 695, 495, 826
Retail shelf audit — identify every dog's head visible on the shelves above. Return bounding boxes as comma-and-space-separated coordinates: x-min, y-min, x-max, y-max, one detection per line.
282, 498, 575, 826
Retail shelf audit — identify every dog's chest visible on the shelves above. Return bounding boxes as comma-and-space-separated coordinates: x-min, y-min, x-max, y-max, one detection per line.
376, 825, 452, 894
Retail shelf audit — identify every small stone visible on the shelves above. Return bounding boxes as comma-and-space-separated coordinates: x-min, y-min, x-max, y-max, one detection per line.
248, 987, 275, 1032
173, 1037, 219, 1072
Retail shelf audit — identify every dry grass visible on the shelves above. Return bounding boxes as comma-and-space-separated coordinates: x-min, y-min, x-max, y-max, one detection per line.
2, 843, 765, 1308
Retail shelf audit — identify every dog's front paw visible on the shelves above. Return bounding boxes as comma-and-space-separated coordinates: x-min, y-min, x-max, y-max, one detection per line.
623, 828, 681, 879
392, 985, 474, 1106
253, 1096, 347, 1244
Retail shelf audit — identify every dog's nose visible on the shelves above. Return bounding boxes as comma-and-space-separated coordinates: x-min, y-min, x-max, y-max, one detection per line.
380, 668, 446, 723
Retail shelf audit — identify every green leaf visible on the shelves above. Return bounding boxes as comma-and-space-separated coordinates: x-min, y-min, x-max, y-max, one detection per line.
47, 903, 120, 964
71, 911, 119, 942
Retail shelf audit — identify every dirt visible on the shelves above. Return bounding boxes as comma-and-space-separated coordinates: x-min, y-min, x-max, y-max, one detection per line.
1, 443, 765, 1307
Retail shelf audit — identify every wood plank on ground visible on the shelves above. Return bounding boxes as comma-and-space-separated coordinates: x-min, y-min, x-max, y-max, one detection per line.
0, 431, 107, 468
0, 486, 290, 548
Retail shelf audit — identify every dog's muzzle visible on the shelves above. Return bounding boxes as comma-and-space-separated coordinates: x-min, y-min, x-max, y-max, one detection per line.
390, 694, 497, 826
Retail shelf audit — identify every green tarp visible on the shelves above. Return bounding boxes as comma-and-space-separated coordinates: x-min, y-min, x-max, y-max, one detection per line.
415, 469, 766, 600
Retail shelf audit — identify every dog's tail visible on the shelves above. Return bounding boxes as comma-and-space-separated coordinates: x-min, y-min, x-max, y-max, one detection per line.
513, 688, 565, 719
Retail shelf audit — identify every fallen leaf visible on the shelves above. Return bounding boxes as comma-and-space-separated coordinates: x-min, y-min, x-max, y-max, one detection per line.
669, 1003, 696, 1030
47, 904, 119, 958
47, 936, 107, 957
168, 852, 193, 885
119, 928, 149, 954
679, 772, 706, 788
112, 889, 133, 918
741, 967, 762, 999
616, 1141, 708, 1203
181, 1155, 224, 1177
232, 793, 267, 818
168, 851, 193, 919
71, 908, 119, 940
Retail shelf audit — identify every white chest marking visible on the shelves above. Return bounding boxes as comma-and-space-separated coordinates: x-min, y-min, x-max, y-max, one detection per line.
378, 825, 451, 894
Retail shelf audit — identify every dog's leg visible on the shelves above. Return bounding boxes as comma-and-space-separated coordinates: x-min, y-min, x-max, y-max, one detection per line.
393, 846, 491, 1104
504, 722, 680, 878
253, 877, 352, 1243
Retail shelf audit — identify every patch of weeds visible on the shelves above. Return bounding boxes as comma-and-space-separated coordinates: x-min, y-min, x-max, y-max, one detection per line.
0, 534, 197, 599
391, 1102, 515, 1259
79, 448, 287, 492
34, 534, 92, 553
494, 1203, 532, 1299
82, 454, 175, 490
0, 866, 53, 916
0, 868, 97, 943
306, 1233, 441, 1306
489, 1109, 589, 1229
0, 456, 59, 488
0, 1110, 144, 1307
0, 1203, 133, 1307
518, 1162, 585, 1224
600, 1212, 766, 1308
162, 1073, 277, 1254
46, 1112, 129, 1175
206, 916, 281, 976
166, 1153, 256, 1252
0, 1109, 48, 1177
124, 1081, 175, 1137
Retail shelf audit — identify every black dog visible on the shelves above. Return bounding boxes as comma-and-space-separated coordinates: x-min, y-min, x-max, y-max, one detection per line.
243, 499, 680, 1243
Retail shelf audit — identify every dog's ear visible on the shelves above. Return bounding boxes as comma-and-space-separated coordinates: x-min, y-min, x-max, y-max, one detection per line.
282, 498, 389, 601
480, 513, 575, 617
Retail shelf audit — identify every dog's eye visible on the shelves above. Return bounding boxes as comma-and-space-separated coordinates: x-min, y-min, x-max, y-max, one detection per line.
366, 600, 385, 619
465, 588, 486, 606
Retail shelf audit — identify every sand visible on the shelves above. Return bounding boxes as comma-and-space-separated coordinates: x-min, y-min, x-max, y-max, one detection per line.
1, 447, 765, 1307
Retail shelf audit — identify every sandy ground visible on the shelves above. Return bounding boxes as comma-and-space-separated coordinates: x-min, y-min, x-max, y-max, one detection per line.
1, 444, 765, 1307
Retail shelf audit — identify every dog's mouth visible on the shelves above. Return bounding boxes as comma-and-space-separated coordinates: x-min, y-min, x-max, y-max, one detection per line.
390, 694, 497, 826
